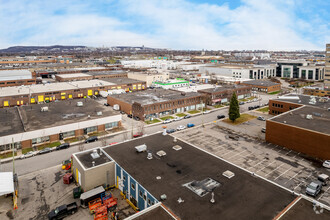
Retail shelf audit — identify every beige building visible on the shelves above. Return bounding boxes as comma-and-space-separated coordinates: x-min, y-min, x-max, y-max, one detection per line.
127, 71, 169, 87
326, 43, 330, 85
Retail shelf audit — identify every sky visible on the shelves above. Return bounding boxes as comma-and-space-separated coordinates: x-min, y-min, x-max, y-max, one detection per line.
0, 0, 329, 50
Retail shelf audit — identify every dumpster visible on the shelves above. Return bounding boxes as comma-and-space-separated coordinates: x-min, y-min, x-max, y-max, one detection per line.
73, 186, 83, 199
63, 173, 73, 184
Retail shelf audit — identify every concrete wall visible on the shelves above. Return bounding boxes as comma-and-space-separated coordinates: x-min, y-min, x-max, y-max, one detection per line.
84, 162, 115, 191
266, 120, 330, 160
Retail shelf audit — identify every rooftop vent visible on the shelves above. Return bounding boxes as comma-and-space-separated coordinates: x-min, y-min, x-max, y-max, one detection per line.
90, 149, 100, 159
183, 178, 220, 197
41, 106, 48, 112
135, 144, 147, 153
223, 170, 235, 179
313, 112, 321, 117
156, 150, 167, 157
77, 102, 83, 107
97, 111, 103, 116
172, 145, 182, 151
306, 114, 313, 120
147, 151, 153, 160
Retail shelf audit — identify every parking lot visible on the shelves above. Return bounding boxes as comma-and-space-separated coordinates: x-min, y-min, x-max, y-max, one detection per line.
173, 121, 330, 206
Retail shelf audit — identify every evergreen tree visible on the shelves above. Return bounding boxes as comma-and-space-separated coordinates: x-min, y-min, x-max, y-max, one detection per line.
229, 92, 240, 122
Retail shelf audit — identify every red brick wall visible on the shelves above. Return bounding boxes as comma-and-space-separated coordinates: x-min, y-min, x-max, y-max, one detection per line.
268, 100, 302, 115
266, 120, 330, 160
75, 129, 84, 137
107, 96, 132, 114
21, 140, 32, 149
49, 134, 59, 142
97, 125, 105, 132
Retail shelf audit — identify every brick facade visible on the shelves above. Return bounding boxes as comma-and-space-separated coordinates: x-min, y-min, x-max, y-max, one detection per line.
268, 100, 302, 115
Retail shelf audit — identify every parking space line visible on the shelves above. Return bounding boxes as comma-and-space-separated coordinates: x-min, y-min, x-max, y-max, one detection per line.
256, 161, 276, 173
284, 170, 303, 184
265, 164, 284, 177
293, 152, 300, 159
318, 186, 330, 201
274, 167, 293, 180
285, 150, 292, 155
293, 172, 314, 191
251, 158, 268, 168
227, 150, 247, 160
222, 150, 237, 157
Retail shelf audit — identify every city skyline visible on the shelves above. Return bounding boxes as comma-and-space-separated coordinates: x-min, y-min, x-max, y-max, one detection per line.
0, 0, 329, 50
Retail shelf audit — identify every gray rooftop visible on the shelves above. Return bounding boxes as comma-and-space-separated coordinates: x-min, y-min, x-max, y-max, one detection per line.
242, 80, 280, 87
76, 148, 112, 169
86, 70, 126, 76
0, 70, 33, 81
100, 77, 145, 85
109, 88, 201, 106
198, 84, 251, 93
0, 107, 25, 136
273, 94, 330, 109
269, 105, 330, 134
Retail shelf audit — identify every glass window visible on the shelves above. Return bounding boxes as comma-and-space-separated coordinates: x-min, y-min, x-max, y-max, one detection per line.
131, 183, 135, 190
62, 130, 75, 138
105, 122, 118, 130
86, 126, 97, 133
308, 70, 313, 79
301, 70, 306, 79
32, 136, 50, 144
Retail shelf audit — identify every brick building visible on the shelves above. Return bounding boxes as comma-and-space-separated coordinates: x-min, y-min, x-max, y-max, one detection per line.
107, 89, 204, 120
0, 70, 36, 87
0, 79, 115, 108
303, 86, 330, 97
55, 73, 93, 82
0, 99, 121, 153
241, 80, 281, 93
266, 105, 330, 160
100, 78, 146, 92
197, 85, 252, 105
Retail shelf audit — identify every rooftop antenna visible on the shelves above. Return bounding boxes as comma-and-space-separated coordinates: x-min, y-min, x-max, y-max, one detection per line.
210, 192, 215, 204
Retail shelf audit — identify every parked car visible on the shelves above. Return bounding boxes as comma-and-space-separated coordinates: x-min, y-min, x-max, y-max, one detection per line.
261, 128, 266, 133
184, 115, 191, 119
133, 116, 140, 121
103, 103, 110, 106
163, 119, 172, 124
56, 143, 70, 151
120, 111, 125, 114
48, 202, 78, 220
20, 151, 37, 159
173, 117, 183, 121
306, 181, 322, 197
217, 115, 225, 119
110, 142, 118, 145
203, 110, 211, 114
166, 129, 176, 134
177, 125, 186, 130
127, 114, 133, 118
323, 160, 330, 169
38, 148, 52, 155
133, 132, 143, 138
239, 102, 244, 105
257, 116, 266, 121
85, 136, 98, 143
187, 123, 195, 128
317, 174, 329, 186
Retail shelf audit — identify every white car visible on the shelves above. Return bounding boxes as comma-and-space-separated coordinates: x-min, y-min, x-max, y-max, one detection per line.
173, 117, 183, 121
203, 110, 211, 114
162, 119, 172, 124
177, 125, 186, 130
323, 160, 330, 169
20, 151, 37, 159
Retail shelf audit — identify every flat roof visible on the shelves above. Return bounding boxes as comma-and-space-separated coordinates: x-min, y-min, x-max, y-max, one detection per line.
102, 133, 297, 220
134, 206, 175, 220
0, 172, 14, 196
86, 70, 126, 76
109, 88, 201, 106
242, 80, 279, 87
76, 148, 112, 169
174, 84, 218, 93
280, 198, 330, 220
100, 77, 145, 85
18, 99, 118, 131
198, 84, 251, 93
269, 105, 330, 134
0, 107, 25, 136
0, 70, 32, 81
273, 94, 330, 109
56, 73, 92, 78
67, 79, 115, 88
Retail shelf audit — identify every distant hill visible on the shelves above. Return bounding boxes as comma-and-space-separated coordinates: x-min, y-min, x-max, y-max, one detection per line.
0, 45, 87, 53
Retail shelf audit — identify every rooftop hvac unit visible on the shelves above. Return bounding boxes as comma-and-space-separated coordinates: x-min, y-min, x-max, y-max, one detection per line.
306, 114, 313, 120
41, 106, 48, 112
77, 102, 83, 107
97, 111, 102, 116
156, 150, 167, 157
135, 144, 147, 153
90, 149, 100, 159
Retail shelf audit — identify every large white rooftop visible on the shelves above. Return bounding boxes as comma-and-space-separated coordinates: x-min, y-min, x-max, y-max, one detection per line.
0, 70, 32, 81
56, 73, 91, 78
175, 84, 218, 92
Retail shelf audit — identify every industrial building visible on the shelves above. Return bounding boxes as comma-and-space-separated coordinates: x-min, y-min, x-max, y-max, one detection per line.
107, 89, 204, 120
100, 78, 146, 92
0, 99, 121, 153
152, 78, 190, 89
127, 71, 169, 87
241, 80, 281, 93
303, 86, 330, 97
71, 133, 329, 219
55, 70, 128, 82
197, 85, 251, 105
0, 69, 36, 87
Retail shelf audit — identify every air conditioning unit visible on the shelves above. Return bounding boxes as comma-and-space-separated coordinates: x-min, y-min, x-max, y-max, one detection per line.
41, 107, 48, 112
306, 114, 313, 120
97, 111, 102, 116
77, 102, 83, 107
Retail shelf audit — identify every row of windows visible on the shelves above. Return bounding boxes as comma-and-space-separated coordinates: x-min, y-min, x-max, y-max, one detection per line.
142, 97, 200, 112
32, 136, 50, 145
272, 103, 283, 108
105, 122, 118, 130
0, 142, 21, 151
272, 110, 282, 115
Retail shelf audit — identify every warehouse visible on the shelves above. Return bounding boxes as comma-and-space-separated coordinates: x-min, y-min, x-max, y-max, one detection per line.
0, 70, 36, 87
241, 80, 281, 93
55, 73, 93, 82
70, 133, 329, 219
197, 85, 251, 105
101, 77, 146, 92
0, 99, 121, 153
107, 88, 204, 120
0, 79, 114, 108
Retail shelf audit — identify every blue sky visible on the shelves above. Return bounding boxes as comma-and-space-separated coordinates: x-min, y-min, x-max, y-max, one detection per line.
0, 0, 329, 50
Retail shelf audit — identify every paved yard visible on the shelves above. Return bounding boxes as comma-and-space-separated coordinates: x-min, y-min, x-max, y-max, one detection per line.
173, 124, 330, 206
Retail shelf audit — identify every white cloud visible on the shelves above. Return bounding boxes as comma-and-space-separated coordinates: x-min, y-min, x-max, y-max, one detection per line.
0, 0, 328, 50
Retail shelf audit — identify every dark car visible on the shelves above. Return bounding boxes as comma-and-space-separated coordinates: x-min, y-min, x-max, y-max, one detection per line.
248, 106, 253, 110
257, 116, 266, 121
85, 136, 98, 143
217, 115, 225, 119
133, 132, 143, 138
133, 116, 140, 121
56, 143, 70, 151
239, 102, 244, 105
120, 111, 125, 114
127, 114, 133, 118
103, 103, 110, 106
184, 115, 191, 119
48, 202, 78, 220
166, 129, 176, 134
38, 147, 52, 155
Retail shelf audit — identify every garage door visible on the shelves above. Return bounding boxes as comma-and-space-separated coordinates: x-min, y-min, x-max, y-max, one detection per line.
38, 95, 44, 102
4, 101, 9, 107
88, 90, 93, 96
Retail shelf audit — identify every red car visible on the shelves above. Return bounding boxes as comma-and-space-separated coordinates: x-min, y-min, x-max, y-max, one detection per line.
110, 142, 118, 145
133, 132, 143, 138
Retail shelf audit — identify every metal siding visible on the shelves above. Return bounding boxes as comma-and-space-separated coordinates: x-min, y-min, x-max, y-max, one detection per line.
137, 186, 145, 211
130, 177, 137, 200
116, 164, 121, 178
122, 171, 128, 197
147, 193, 155, 207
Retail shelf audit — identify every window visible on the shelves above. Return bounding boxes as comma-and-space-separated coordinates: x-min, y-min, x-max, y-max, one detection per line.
147, 198, 151, 206
143, 195, 146, 201
123, 176, 126, 181
131, 183, 135, 190
62, 130, 75, 138
86, 126, 97, 133
32, 136, 50, 144
139, 190, 143, 197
